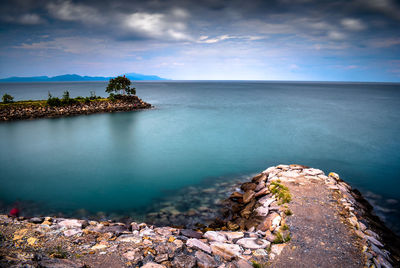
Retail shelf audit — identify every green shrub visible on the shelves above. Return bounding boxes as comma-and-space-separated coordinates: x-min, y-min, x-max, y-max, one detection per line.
2, 93, 14, 103
108, 93, 116, 102
47, 93, 61, 107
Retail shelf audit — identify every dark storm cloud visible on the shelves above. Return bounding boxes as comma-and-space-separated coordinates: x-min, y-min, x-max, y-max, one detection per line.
1, 0, 400, 42
0, 0, 399, 80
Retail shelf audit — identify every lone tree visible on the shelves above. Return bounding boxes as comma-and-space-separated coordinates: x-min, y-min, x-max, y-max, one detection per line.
2, 93, 14, 103
106, 75, 136, 95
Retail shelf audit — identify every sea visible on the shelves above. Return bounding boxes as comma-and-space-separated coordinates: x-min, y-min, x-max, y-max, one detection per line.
0, 81, 399, 232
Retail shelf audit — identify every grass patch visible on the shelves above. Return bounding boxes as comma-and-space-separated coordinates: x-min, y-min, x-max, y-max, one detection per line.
281, 223, 289, 231
252, 261, 267, 268
284, 209, 293, 216
273, 231, 291, 244
269, 181, 292, 204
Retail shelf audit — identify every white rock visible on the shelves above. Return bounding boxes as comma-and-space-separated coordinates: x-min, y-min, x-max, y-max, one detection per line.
220, 232, 244, 241
58, 219, 82, 229
255, 206, 269, 217
328, 172, 340, 181
305, 175, 320, 181
328, 185, 339, 190
63, 229, 82, 237
236, 238, 270, 249
210, 242, 242, 261
303, 168, 324, 176
269, 244, 286, 260
318, 174, 328, 180
277, 165, 290, 170
140, 227, 155, 237
186, 238, 212, 254
204, 231, 227, 243
142, 262, 165, 268
279, 171, 299, 178
258, 196, 275, 207
262, 167, 277, 175
271, 215, 282, 230
116, 234, 142, 243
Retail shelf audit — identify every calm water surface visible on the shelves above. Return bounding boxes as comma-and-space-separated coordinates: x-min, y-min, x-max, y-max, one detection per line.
0, 81, 399, 231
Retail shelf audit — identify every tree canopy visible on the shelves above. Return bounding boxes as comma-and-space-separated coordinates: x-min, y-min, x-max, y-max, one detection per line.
2, 93, 14, 103
106, 76, 136, 95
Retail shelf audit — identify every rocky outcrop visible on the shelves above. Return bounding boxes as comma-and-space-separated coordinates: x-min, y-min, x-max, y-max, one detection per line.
0, 164, 399, 267
0, 96, 151, 121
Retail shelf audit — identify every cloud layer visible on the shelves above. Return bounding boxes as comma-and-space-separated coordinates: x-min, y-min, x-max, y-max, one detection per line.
0, 0, 399, 81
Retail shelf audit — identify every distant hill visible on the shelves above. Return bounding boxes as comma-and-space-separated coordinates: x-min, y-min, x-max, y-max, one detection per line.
0, 73, 167, 82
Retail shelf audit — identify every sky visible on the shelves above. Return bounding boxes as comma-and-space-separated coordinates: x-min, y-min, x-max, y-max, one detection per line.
0, 0, 400, 81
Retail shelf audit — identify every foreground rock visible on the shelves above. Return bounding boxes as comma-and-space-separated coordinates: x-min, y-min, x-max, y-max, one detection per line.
0, 95, 151, 121
0, 164, 399, 267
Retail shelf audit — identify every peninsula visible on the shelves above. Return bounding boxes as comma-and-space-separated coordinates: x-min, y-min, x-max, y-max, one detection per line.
0, 165, 398, 267
0, 76, 152, 121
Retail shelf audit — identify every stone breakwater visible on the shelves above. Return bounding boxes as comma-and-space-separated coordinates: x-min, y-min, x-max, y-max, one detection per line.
0, 96, 151, 121
0, 165, 399, 267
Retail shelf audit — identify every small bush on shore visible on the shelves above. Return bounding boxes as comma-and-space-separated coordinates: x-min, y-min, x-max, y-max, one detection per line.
47, 93, 61, 107
2, 93, 14, 103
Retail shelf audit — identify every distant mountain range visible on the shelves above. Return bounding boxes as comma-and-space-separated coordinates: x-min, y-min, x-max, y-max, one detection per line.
0, 73, 167, 82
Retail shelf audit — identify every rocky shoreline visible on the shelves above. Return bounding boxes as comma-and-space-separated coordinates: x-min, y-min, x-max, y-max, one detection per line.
0, 96, 152, 121
0, 165, 399, 267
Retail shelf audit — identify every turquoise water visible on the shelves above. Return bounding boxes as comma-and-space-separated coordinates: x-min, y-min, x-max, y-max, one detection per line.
0, 81, 400, 231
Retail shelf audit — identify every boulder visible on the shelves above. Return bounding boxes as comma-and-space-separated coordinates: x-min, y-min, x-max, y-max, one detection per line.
58, 219, 82, 229
172, 253, 196, 268
240, 200, 255, 219
243, 190, 255, 204
303, 168, 324, 176
195, 251, 218, 268
255, 187, 270, 197
186, 238, 212, 254
255, 181, 266, 192
252, 173, 266, 183
279, 171, 299, 178
257, 212, 281, 231
204, 231, 227, 243
328, 172, 340, 181
180, 229, 203, 239
233, 259, 253, 268
220, 231, 244, 241
210, 242, 242, 261
241, 182, 257, 192
255, 205, 269, 217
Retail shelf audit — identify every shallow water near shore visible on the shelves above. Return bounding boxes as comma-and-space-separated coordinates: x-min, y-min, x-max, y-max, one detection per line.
0, 81, 400, 233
